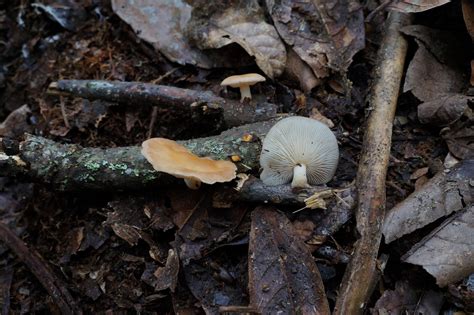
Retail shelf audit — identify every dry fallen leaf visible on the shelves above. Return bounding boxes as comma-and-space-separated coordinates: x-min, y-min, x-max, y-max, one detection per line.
249, 206, 330, 314
388, 0, 451, 13
310, 107, 335, 128
410, 166, 429, 180
448, 275, 474, 311
31, 0, 87, 32
153, 249, 179, 292
402, 26, 466, 102
402, 25, 473, 159
0, 105, 32, 138
441, 116, 474, 159
402, 205, 474, 287
372, 281, 418, 314
414, 175, 429, 191
266, 0, 365, 78
125, 110, 140, 133
374, 282, 444, 315
418, 94, 472, 125
111, 0, 214, 68
383, 159, 473, 244
283, 48, 321, 92
182, 254, 248, 314
187, 1, 286, 78
414, 290, 445, 314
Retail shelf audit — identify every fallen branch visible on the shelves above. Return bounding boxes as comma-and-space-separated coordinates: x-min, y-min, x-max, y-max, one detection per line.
47, 80, 278, 127
0, 221, 80, 314
1, 120, 354, 207
334, 12, 413, 315
236, 176, 330, 204
1, 120, 276, 191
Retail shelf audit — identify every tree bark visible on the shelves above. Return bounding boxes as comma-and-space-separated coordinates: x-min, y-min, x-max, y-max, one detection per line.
1, 120, 277, 191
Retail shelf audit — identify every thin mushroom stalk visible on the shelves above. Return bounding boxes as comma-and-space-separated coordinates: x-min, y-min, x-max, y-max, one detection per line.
184, 178, 201, 190
239, 85, 251, 101
291, 164, 309, 188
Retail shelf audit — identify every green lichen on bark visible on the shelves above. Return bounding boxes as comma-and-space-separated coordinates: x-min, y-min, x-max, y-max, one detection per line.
4, 119, 278, 190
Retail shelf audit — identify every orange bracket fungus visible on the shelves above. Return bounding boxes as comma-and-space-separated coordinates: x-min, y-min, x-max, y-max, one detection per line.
141, 138, 237, 189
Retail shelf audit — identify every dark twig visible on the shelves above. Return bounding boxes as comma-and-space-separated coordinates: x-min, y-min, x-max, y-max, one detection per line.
47, 80, 278, 127
334, 12, 413, 315
0, 266, 13, 315
0, 221, 80, 314
218, 305, 260, 314
236, 176, 331, 204
147, 106, 158, 139
366, 0, 395, 22
59, 96, 70, 129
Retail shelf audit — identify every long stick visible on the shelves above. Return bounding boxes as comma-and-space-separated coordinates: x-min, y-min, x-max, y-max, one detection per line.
333, 12, 412, 315
47, 80, 278, 127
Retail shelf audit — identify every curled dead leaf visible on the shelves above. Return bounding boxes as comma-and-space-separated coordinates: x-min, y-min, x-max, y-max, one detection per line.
0, 105, 32, 138
388, 0, 451, 13
383, 159, 473, 243
153, 249, 179, 292
112, 0, 214, 68
267, 0, 365, 78
418, 94, 472, 125
402, 25, 467, 102
187, 1, 286, 78
402, 205, 474, 287
441, 116, 474, 159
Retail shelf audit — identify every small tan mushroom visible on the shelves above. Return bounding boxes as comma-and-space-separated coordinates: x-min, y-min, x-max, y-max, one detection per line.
141, 138, 237, 189
221, 73, 266, 102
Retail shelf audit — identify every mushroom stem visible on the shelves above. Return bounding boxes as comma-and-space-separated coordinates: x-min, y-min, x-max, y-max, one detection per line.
291, 164, 309, 188
239, 85, 252, 102
184, 178, 201, 190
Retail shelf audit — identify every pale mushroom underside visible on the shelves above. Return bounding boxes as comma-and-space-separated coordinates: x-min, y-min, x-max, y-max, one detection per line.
260, 116, 339, 186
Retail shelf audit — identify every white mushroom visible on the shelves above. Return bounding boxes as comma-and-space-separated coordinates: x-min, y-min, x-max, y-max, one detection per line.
220, 73, 266, 102
259, 116, 339, 188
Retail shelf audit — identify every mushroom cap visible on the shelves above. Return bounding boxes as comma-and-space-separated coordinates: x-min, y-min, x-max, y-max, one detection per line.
259, 116, 339, 186
142, 138, 237, 184
220, 73, 266, 88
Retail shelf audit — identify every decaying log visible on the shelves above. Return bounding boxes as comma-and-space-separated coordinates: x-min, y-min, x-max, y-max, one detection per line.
47, 80, 278, 127
1, 120, 277, 191
1, 119, 354, 207
334, 12, 413, 315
